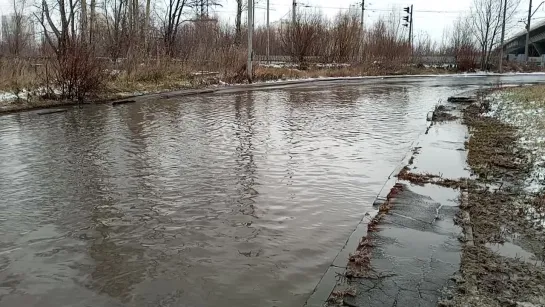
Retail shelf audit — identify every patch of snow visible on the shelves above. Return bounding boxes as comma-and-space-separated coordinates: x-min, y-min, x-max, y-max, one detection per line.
192, 71, 219, 76
487, 92, 545, 195
0, 92, 18, 102
315, 63, 350, 68
260, 62, 298, 69
104, 69, 122, 77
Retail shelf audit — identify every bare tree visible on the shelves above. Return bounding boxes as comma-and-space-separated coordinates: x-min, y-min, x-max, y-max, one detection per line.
4, 0, 33, 56
471, 0, 519, 70
234, 0, 242, 45
413, 31, 436, 63
331, 11, 361, 62
81, 0, 88, 40
280, 10, 324, 65
103, 0, 129, 60
37, 0, 106, 100
144, 0, 152, 45
36, 0, 79, 58
90, 0, 97, 43
363, 17, 410, 65
162, 0, 197, 56
447, 15, 478, 71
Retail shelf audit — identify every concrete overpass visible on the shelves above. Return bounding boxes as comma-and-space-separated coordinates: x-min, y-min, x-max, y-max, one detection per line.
505, 19, 545, 57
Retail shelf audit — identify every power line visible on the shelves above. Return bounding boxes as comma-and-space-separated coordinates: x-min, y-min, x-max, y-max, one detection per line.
270, 2, 533, 16
266, 2, 469, 13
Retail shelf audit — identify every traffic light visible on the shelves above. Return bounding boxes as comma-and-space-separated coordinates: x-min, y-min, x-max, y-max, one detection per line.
402, 5, 413, 46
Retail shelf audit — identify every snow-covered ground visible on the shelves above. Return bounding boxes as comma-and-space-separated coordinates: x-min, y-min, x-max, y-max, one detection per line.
486, 90, 545, 193
0, 90, 34, 104
0, 92, 18, 102
482, 88, 545, 230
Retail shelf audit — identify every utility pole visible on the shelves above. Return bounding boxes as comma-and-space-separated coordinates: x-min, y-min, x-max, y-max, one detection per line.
525, 0, 532, 62
403, 5, 413, 48
499, 0, 508, 73
360, 0, 365, 61
360, 0, 365, 29
292, 0, 297, 25
267, 0, 270, 63
292, 0, 297, 60
409, 5, 413, 49
247, 0, 254, 83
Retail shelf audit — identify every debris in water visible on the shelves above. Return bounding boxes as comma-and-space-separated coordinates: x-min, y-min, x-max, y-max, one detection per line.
112, 100, 136, 106
37, 109, 67, 115
432, 105, 459, 121
447, 96, 477, 103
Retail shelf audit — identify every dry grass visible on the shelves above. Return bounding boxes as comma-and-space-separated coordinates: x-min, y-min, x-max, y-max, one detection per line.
0, 55, 454, 115
397, 166, 469, 189
106, 63, 193, 95
445, 93, 545, 307
0, 58, 43, 98
253, 63, 454, 83
503, 84, 545, 105
463, 103, 527, 179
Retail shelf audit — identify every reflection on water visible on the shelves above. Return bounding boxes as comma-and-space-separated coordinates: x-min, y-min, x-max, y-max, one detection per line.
0, 76, 543, 307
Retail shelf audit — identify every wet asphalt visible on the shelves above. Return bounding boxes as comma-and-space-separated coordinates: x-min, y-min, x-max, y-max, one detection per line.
343, 184, 462, 307
2, 76, 545, 307
319, 99, 469, 307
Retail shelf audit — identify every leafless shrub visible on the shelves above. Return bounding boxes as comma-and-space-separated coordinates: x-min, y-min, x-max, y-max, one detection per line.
362, 18, 411, 69
330, 11, 362, 63
1, 0, 511, 96
0, 59, 38, 102
1, 0, 35, 57
51, 42, 107, 101
471, 0, 520, 70
279, 10, 325, 66
442, 16, 479, 72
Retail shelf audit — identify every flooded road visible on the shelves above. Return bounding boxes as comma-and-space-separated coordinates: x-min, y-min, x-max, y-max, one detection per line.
0, 75, 543, 307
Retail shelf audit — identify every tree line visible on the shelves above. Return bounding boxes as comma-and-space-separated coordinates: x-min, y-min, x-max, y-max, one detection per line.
0, 0, 522, 100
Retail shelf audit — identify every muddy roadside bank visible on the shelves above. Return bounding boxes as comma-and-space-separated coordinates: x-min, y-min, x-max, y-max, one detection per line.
315, 84, 545, 307
3, 73, 545, 116
0, 65, 458, 115
0, 88, 216, 116
0, 74, 449, 115
305, 90, 472, 307
444, 86, 545, 307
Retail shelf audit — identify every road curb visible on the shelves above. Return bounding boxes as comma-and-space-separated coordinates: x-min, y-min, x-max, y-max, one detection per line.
303, 99, 437, 307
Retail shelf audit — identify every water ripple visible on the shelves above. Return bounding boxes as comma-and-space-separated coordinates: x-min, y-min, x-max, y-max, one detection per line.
1, 76, 542, 306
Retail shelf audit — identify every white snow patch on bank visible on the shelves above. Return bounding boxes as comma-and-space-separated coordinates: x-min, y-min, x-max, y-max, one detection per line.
487, 92, 545, 194
0, 92, 18, 102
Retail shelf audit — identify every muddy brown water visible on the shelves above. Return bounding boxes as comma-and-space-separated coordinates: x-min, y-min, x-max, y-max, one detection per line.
1, 75, 544, 307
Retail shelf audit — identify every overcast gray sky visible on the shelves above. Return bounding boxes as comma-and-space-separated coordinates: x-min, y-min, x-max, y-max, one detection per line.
218, 0, 545, 41
0, 0, 543, 42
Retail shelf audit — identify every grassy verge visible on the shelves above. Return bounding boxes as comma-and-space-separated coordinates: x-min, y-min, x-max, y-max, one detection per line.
253, 64, 454, 82
0, 62, 456, 115
444, 88, 545, 307
503, 84, 545, 105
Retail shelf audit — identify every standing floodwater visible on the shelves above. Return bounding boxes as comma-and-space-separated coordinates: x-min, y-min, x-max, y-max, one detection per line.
0, 75, 543, 307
